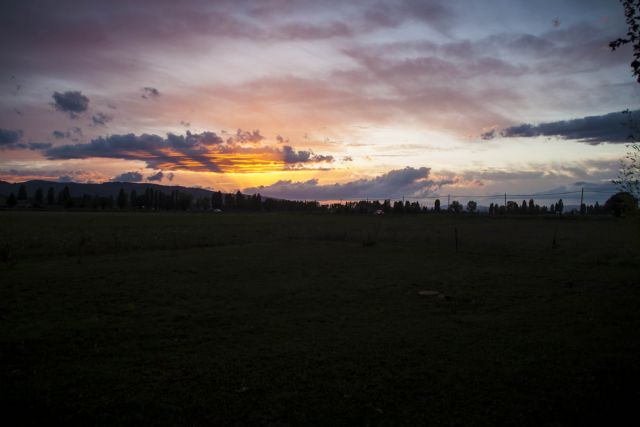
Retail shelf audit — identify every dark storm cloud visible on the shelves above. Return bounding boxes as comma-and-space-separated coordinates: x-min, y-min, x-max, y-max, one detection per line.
1, 142, 52, 151
282, 145, 333, 164
43, 130, 334, 173
141, 87, 161, 99
0, 128, 23, 145
244, 166, 453, 200
0, 128, 50, 150
147, 171, 164, 181
45, 131, 225, 171
112, 171, 144, 182
52, 91, 89, 117
22, 142, 53, 150
92, 112, 113, 126
493, 110, 638, 144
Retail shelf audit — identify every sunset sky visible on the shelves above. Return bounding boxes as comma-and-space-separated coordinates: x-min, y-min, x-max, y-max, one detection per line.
1, 0, 638, 203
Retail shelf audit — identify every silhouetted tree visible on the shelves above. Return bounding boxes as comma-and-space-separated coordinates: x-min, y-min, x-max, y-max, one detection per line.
223, 193, 235, 209
613, 140, 639, 197
6, 193, 17, 207
521, 200, 527, 212
176, 191, 192, 210
434, 199, 441, 212
235, 191, 245, 209
506, 201, 519, 213
212, 191, 223, 209
58, 186, 72, 208
117, 188, 127, 209
610, 0, 640, 83
144, 187, 154, 209
47, 187, 55, 205
449, 200, 462, 213
80, 194, 91, 208
195, 196, 211, 210
467, 200, 477, 213
556, 199, 564, 215
604, 191, 638, 216
528, 198, 535, 213
130, 189, 137, 208
17, 184, 27, 201
34, 188, 44, 206
250, 193, 262, 211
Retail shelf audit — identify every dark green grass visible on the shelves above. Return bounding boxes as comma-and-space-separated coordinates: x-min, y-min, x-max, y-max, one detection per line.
1, 212, 639, 425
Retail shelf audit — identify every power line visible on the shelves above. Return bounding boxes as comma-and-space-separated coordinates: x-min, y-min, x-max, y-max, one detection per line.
329, 189, 612, 201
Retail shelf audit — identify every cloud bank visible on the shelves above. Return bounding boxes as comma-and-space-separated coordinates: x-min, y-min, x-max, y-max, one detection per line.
0, 128, 51, 151
43, 130, 335, 173
112, 171, 143, 182
243, 167, 453, 200
489, 110, 638, 144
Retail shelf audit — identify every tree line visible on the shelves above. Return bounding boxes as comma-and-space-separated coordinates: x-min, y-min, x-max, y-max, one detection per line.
326, 197, 612, 216
3, 183, 636, 216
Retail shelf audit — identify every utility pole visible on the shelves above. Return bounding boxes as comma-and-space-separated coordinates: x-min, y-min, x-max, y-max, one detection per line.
504, 192, 507, 208
580, 187, 584, 207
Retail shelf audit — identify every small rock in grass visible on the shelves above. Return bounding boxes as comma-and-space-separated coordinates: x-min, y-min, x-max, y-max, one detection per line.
418, 290, 440, 296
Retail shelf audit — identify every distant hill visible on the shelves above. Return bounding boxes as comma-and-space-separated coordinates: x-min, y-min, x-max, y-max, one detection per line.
0, 180, 217, 199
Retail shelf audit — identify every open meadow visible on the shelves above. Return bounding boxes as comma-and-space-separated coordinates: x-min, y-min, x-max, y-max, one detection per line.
1, 211, 639, 425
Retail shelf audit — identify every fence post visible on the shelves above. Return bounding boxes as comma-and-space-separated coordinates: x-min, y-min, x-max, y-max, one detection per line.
454, 226, 459, 252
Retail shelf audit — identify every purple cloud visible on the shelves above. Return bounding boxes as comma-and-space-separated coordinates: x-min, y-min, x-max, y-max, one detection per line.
52, 91, 89, 118
244, 166, 453, 200
147, 171, 164, 181
112, 171, 144, 182
492, 110, 638, 144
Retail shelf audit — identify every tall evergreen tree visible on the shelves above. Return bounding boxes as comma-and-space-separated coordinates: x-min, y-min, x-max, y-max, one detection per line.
6, 193, 17, 207
211, 191, 223, 209
117, 188, 127, 209
60, 186, 72, 208
17, 184, 27, 200
47, 187, 55, 205
34, 188, 44, 206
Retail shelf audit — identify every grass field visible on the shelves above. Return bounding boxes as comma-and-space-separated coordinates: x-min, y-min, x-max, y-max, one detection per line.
1, 211, 639, 425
